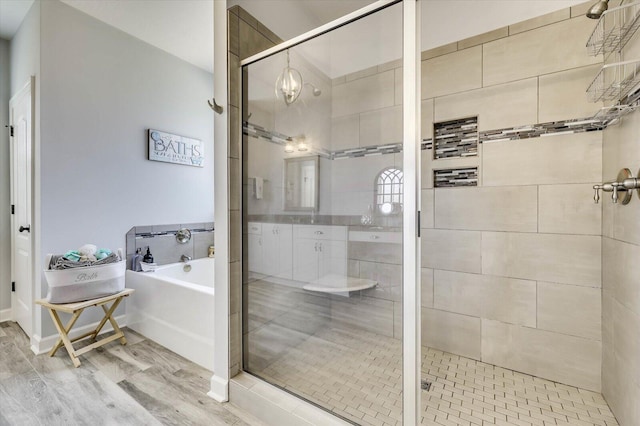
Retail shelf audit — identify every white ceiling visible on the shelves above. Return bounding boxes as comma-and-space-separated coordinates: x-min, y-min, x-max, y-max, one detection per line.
0, 0, 589, 77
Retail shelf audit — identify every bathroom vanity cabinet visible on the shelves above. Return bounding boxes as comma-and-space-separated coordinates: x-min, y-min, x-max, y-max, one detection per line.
247, 222, 293, 279
292, 225, 347, 283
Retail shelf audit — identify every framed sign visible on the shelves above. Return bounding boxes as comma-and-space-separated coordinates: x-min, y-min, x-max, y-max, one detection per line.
148, 129, 204, 167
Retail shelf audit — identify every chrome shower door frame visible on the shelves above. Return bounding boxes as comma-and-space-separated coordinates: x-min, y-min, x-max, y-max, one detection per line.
239, 1, 422, 423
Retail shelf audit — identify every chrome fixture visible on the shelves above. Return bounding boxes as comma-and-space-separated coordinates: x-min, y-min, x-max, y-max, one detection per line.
176, 228, 192, 244
275, 49, 321, 106
587, 0, 609, 19
593, 168, 640, 204
180, 254, 192, 263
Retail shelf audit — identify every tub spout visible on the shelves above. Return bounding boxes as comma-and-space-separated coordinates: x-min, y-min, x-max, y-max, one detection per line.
180, 254, 192, 263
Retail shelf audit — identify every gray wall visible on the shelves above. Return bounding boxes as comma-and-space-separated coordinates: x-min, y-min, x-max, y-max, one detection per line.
0, 38, 10, 313
33, 0, 214, 337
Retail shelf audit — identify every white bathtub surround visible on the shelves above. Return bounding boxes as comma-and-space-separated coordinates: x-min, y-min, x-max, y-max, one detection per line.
125, 257, 215, 371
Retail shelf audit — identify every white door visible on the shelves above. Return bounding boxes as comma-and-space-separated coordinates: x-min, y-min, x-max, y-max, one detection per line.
10, 79, 33, 337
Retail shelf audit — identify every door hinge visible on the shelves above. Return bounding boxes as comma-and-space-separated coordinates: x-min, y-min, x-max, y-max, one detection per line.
10, 126, 14, 137
11, 282, 15, 292
11, 204, 14, 215
417, 210, 421, 238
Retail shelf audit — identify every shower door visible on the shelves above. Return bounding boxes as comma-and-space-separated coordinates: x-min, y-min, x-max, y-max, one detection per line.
240, 1, 421, 424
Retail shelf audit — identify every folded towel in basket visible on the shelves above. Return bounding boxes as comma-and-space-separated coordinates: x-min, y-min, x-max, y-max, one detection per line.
49, 252, 120, 270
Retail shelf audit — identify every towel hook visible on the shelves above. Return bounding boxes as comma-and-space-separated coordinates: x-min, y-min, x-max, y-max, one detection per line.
207, 98, 223, 114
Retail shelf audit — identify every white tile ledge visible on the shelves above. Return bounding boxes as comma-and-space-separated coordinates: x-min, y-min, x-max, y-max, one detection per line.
230, 372, 350, 426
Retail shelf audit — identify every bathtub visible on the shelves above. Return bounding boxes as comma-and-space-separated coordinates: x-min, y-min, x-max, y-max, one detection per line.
125, 257, 214, 371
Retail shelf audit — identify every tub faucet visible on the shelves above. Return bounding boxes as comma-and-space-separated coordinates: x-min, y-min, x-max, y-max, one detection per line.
180, 254, 192, 263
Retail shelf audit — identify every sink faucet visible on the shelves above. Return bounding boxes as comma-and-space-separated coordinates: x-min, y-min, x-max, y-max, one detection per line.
180, 254, 192, 263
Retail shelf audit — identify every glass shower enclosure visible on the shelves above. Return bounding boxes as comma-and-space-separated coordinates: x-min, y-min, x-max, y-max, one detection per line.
241, 1, 421, 424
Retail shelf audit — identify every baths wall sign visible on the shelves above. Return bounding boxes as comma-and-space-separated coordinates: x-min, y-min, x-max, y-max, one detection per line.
148, 129, 204, 167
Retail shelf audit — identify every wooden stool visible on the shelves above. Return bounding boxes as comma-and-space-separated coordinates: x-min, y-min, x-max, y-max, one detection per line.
36, 288, 134, 367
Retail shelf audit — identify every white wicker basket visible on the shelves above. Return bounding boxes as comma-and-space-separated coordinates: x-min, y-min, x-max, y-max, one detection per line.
44, 249, 125, 304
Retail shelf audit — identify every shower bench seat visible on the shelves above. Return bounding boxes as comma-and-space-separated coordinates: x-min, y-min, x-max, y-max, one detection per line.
36, 288, 134, 367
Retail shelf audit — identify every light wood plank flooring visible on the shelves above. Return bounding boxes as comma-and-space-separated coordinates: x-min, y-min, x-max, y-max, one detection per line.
0, 321, 264, 426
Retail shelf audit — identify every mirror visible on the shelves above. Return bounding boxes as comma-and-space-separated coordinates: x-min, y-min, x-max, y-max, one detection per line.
284, 156, 319, 211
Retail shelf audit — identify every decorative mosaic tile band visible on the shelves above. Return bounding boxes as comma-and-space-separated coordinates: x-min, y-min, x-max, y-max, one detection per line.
479, 117, 606, 143
434, 167, 478, 188
434, 117, 478, 159
245, 105, 637, 161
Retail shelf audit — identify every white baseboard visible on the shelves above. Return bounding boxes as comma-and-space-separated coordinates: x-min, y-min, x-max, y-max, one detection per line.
208, 374, 229, 402
30, 314, 127, 355
0, 308, 11, 323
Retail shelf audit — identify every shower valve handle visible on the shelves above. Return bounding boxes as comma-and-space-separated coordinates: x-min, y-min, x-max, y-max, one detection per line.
593, 183, 614, 204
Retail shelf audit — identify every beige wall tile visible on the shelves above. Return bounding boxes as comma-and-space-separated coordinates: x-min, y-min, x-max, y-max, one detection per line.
539, 64, 603, 123
394, 67, 402, 106
483, 275, 537, 328
603, 237, 640, 316
483, 17, 600, 86
538, 184, 602, 235
348, 241, 401, 265
422, 308, 481, 360
331, 114, 359, 151
482, 132, 602, 186
434, 78, 537, 131
537, 282, 602, 340
421, 189, 434, 229
482, 319, 602, 391
332, 70, 395, 117
509, 8, 570, 35
359, 105, 402, 146
482, 232, 601, 287
422, 229, 482, 273
422, 99, 434, 140
422, 46, 482, 99
612, 298, 640, 398
458, 27, 508, 50
421, 42, 457, 61
229, 158, 240, 211
434, 270, 536, 327
422, 268, 434, 308
434, 270, 483, 317
434, 186, 538, 232
239, 19, 275, 61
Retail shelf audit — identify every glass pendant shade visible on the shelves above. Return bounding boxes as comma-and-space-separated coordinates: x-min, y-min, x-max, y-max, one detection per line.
275, 50, 303, 106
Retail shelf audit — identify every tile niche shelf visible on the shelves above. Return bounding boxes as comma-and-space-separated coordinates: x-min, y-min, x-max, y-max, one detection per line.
586, 1, 640, 57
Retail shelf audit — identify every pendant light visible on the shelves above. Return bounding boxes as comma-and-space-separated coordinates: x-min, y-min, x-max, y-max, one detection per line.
275, 49, 303, 106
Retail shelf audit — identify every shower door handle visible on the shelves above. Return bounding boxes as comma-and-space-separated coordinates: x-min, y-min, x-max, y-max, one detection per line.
19, 225, 30, 233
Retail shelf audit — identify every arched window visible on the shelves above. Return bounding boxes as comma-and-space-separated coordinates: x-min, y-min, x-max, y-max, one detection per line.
375, 167, 403, 211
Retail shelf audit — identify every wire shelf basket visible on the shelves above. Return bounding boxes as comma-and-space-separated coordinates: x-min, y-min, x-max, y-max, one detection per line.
586, 1, 640, 56
592, 104, 640, 125
587, 59, 640, 102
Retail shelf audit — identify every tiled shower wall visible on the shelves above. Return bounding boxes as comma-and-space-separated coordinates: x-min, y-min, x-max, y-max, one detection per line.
228, 6, 281, 377
601, 9, 640, 425
330, 3, 605, 392
231, 1, 608, 394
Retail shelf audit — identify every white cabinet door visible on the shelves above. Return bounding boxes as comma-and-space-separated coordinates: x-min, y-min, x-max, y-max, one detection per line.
262, 224, 279, 278
318, 240, 347, 278
248, 234, 263, 274
293, 238, 319, 283
275, 224, 293, 280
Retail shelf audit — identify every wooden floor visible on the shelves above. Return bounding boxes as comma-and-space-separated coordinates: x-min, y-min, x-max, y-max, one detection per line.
0, 321, 264, 426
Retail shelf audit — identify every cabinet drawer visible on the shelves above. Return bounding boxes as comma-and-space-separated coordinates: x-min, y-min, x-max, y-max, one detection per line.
294, 225, 347, 241
247, 222, 262, 235
349, 231, 402, 244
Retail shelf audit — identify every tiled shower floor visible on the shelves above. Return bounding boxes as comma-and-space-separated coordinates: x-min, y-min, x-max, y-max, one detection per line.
254, 325, 618, 426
